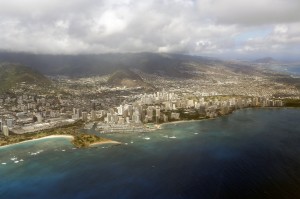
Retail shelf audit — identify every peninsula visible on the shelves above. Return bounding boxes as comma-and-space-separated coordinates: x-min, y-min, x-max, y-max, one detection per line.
0, 120, 121, 148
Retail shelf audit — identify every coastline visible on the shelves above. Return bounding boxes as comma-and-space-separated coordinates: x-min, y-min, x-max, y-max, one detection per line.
159, 119, 199, 128
0, 135, 74, 149
159, 118, 215, 129
89, 140, 122, 147
158, 106, 300, 129
0, 134, 121, 149
1, 107, 298, 149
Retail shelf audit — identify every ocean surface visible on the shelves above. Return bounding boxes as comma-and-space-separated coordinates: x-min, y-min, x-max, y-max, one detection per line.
1, 108, 300, 199
287, 66, 300, 75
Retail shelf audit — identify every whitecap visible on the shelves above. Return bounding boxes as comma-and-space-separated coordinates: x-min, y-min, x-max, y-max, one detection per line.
36, 150, 44, 154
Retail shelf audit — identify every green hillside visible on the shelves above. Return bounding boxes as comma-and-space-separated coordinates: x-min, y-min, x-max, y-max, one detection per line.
0, 63, 50, 92
107, 70, 154, 89
0, 52, 216, 77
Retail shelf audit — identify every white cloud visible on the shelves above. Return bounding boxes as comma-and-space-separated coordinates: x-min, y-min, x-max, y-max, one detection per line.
197, 0, 300, 25
91, 11, 128, 36
0, 0, 299, 59
274, 25, 288, 34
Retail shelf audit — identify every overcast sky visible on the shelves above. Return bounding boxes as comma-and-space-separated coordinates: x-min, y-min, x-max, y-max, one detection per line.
0, 0, 299, 60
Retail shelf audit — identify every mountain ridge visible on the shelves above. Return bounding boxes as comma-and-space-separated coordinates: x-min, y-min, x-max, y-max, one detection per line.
253, 57, 278, 64
0, 52, 226, 77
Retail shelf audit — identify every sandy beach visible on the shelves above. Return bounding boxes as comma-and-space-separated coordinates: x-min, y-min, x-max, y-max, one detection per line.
0, 135, 74, 149
89, 140, 122, 147
0, 134, 122, 149
159, 119, 199, 128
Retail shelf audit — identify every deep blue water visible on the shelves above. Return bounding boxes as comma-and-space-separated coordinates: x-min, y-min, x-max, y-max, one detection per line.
287, 66, 300, 75
1, 108, 300, 199
288, 66, 300, 75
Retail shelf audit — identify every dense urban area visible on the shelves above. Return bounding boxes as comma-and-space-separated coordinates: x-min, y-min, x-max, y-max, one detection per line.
1, 66, 299, 145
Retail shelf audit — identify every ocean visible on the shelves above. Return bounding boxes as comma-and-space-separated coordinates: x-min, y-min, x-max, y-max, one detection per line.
1, 108, 300, 199
286, 66, 300, 75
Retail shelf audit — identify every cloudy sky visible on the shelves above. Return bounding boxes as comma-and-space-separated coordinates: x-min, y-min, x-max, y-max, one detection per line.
0, 0, 299, 60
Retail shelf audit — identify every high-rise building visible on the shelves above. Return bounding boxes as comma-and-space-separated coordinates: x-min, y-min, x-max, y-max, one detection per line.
82, 112, 88, 121
127, 105, 133, 116
155, 107, 160, 118
146, 107, 153, 121
77, 108, 82, 118
155, 107, 160, 123
36, 113, 43, 123
73, 108, 77, 115
91, 101, 96, 110
0, 119, 2, 132
187, 100, 194, 108
117, 105, 124, 115
113, 113, 119, 123
91, 110, 96, 121
132, 110, 141, 123
126, 117, 130, 123
3, 125, 9, 136
118, 117, 125, 124
6, 119, 13, 128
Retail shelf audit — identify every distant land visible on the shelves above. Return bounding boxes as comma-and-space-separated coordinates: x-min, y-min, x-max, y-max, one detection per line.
252, 56, 300, 77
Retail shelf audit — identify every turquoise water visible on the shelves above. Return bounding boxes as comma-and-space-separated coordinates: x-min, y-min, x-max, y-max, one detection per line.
1, 108, 300, 199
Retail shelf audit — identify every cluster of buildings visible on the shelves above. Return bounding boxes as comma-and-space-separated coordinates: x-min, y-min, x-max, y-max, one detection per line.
1, 64, 298, 137
96, 90, 284, 133
0, 94, 78, 135
0, 87, 285, 136
145, 70, 300, 98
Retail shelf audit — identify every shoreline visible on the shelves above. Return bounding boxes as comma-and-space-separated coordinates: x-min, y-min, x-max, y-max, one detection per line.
0, 134, 121, 149
0, 135, 74, 149
159, 119, 203, 128
158, 106, 299, 129
89, 140, 122, 147
1, 107, 298, 149
159, 117, 216, 129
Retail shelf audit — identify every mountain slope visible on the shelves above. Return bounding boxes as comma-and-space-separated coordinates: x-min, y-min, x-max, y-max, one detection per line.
253, 57, 278, 64
0, 52, 261, 77
0, 63, 50, 92
0, 52, 217, 77
107, 70, 154, 89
